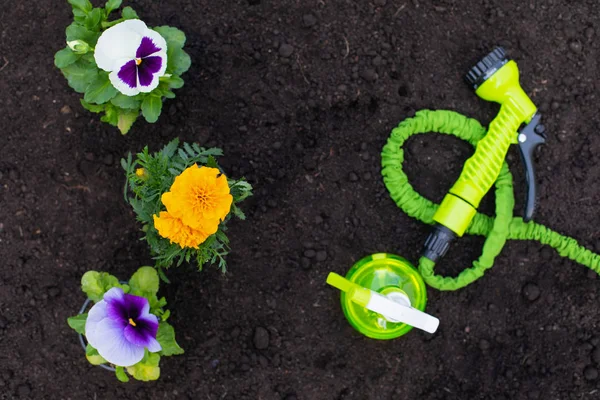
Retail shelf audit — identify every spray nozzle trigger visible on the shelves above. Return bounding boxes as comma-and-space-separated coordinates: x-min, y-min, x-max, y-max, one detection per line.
517, 112, 546, 222
326, 273, 439, 334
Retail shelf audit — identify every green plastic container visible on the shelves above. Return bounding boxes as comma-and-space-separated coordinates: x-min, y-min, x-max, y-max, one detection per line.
339, 253, 428, 339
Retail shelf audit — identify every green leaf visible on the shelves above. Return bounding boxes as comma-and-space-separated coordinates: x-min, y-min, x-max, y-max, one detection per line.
154, 26, 186, 49
101, 103, 119, 126
84, 73, 118, 104
68, 0, 93, 12
129, 266, 159, 297
167, 47, 191, 76
162, 138, 180, 158
111, 94, 141, 109
80, 99, 105, 113
161, 75, 184, 89
149, 296, 167, 314
126, 352, 160, 381
85, 344, 107, 365
67, 314, 87, 334
61, 59, 98, 93
66, 22, 101, 46
81, 271, 127, 302
84, 8, 103, 30
232, 204, 246, 220
115, 366, 130, 382
121, 6, 138, 20
85, 344, 97, 356
141, 96, 162, 123
118, 110, 139, 134
161, 310, 170, 321
157, 322, 184, 356
55, 47, 80, 69
105, 0, 122, 13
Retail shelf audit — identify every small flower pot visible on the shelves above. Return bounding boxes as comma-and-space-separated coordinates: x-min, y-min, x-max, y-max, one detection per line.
77, 298, 116, 372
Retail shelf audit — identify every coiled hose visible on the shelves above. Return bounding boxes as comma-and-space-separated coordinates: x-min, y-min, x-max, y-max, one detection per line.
381, 109, 600, 291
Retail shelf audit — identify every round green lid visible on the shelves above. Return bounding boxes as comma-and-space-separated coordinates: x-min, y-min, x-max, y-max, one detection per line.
340, 253, 427, 339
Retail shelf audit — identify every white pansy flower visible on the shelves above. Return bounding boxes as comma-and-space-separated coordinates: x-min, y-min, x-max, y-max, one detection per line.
94, 20, 168, 96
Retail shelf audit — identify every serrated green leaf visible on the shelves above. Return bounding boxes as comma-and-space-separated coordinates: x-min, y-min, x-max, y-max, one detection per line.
105, 0, 122, 13
84, 8, 103, 30
141, 96, 162, 123
115, 366, 130, 382
67, 314, 87, 334
156, 322, 184, 356
161, 309, 170, 321
66, 22, 100, 46
111, 94, 141, 109
80, 99, 105, 113
118, 110, 139, 134
84, 73, 118, 104
121, 6, 138, 20
167, 47, 191, 76
154, 26, 186, 48
55, 47, 80, 69
177, 149, 188, 160
81, 271, 127, 302
206, 155, 219, 169
162, 138, 180, 158
129, 266, 159, 297
126, 352, 160, 381
68, 0, 93, 12
61, 59, 98, 93
183, 142, 195, 156
232, 204, 246, 220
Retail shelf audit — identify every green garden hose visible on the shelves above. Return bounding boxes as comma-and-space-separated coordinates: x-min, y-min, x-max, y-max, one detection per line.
381, 109, 600, 291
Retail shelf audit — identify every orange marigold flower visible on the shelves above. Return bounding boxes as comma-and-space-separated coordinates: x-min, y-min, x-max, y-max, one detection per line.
161, 165, 233, 233
153, 211, 211, 249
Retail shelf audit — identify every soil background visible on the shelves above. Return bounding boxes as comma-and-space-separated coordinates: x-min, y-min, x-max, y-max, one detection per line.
2, 0, 600, 399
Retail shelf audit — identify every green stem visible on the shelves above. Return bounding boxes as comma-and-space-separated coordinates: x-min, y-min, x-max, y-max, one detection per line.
101, 17, 124, 29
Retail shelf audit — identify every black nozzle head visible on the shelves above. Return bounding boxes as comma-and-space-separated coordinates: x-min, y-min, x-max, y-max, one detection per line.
464, 47, 509, 91
422, 224, 457, 263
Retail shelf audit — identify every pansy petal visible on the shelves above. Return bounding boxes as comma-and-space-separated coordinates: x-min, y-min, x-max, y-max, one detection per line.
93, 318, 145, 367
109, 68, 140, 96
84, 300, 107, 348
138, 29, 168, 57
123, 314, 159, 347
137, 52, 167, 93
105, 287, 130, 324
136, 37, 161, 58
103, 287, 125, 303
94, 20, 148, 71
146, 337, 162, 353
123, 293, 150, 320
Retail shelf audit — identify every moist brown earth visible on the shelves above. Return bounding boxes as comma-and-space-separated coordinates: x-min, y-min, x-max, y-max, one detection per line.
2, 0, 600, 399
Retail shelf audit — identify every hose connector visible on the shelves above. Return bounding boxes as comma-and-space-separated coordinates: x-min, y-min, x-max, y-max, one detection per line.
422, 224, 457, 263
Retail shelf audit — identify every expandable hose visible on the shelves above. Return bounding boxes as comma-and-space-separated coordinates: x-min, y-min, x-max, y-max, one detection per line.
381, 109, 600, 291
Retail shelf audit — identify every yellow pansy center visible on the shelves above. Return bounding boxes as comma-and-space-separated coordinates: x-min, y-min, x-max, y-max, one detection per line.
135, 58, 142, 66
128, 318, 137, 327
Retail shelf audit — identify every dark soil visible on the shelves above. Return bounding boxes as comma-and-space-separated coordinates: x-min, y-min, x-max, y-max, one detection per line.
3, 0, 600, 399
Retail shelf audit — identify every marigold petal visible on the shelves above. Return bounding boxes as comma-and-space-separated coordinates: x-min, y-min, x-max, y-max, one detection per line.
154, 211, 210, 249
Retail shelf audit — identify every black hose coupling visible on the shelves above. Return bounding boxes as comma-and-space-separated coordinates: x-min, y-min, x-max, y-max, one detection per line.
422, 224, 457, 263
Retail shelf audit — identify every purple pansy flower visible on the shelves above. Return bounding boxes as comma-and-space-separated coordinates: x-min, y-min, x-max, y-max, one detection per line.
85, 287, 161, 367
94, 20, 168, 96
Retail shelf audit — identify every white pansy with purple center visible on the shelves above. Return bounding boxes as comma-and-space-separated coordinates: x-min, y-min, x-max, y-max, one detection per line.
85, 287, 161, 367
94, 20, 168, 96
